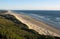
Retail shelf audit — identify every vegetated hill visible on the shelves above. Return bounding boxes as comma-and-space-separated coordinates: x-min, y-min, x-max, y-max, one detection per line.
0, 14, 60, 39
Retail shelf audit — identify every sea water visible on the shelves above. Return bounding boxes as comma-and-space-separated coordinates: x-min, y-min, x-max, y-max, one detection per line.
13, 10, 60, 29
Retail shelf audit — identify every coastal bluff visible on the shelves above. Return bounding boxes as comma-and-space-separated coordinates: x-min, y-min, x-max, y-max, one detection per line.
4, 11, 60, 37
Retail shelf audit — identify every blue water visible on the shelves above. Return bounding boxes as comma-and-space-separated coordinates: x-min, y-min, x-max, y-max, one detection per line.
12, 10, 60, 29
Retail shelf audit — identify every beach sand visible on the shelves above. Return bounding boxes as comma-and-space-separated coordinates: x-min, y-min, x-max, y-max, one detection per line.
5, 11, 60, 37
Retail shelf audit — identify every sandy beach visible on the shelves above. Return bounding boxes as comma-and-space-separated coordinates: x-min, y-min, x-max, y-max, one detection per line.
5, 11, 60, 37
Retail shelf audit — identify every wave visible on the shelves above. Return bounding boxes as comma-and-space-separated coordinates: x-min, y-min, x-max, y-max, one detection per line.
13, 11, 60, 29
28, 13, 60, 29
56, 17, 60, 21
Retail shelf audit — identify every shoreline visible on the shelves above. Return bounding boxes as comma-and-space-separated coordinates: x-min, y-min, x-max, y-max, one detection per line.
5, 11, 60, 37
31, 16, 60, 30
25, 13, 60, 30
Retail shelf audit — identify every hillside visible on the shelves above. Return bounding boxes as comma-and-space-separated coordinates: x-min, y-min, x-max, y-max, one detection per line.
0, 13, 60, 39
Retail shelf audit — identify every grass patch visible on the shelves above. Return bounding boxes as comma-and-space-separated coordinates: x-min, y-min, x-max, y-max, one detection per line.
0, 14, 60, 39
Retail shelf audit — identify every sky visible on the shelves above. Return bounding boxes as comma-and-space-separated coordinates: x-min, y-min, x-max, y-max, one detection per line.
0, 0, 60, 10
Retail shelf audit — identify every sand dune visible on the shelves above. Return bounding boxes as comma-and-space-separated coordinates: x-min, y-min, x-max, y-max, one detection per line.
5, 11, 60, 37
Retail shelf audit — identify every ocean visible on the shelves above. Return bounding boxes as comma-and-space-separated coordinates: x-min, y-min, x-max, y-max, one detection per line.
12, 10, 60, 29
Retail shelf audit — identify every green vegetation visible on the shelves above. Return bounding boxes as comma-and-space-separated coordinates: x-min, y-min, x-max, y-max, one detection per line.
0, 10, 7, 13
0, 14, 60, 39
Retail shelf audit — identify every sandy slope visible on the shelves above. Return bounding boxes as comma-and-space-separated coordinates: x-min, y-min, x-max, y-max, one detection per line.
5, 11, 60, 37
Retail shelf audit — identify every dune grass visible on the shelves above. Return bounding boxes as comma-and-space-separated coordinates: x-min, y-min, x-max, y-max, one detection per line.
0, 14, 60, 39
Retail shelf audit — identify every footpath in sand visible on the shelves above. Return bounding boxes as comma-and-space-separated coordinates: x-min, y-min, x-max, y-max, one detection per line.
5, 11, 60, 37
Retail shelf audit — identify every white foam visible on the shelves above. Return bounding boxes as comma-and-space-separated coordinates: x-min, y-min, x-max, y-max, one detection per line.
56, 17, 60, 21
